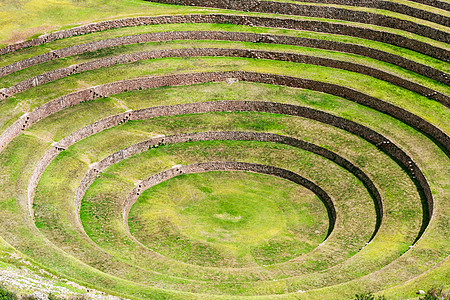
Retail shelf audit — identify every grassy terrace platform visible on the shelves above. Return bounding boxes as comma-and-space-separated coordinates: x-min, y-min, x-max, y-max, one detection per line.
0, 0, 448, 299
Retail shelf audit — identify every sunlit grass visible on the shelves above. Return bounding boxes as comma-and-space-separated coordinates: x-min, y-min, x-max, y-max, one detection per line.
129, 171, 328, 267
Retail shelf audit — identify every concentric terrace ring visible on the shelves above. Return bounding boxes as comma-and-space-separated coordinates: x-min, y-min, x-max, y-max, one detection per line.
1, 14, 448, 60
1, 47, 448, 106
0, 2, 447, 297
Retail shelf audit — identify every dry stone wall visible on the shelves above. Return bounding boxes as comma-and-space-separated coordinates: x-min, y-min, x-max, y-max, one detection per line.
145, 0, 449, 43
0, 2, 448, 296
61, 130, 384, 238
1, 14, 447, 62
49, 127, 377, 219
131, 98, 439, 232
2, 71, 448, 157
2, 47, 447, 106
287, 0, 449, 26
134, 100, 436, 236
2, 30, 448, 87
26, 111, 133, 218
408, 0, 449, 10
25, 96, 430, 240
0, 71, 437, 237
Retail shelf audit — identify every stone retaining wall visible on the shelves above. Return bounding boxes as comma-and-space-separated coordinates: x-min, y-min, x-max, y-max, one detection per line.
289, 0, 449, 26
2, 30, 447, 87
136, 101, 439, 240
122, 161, 336, 237
1, 14, 447, 62
2, 71, 446, 229
26, 112, 133, 218
146, 0, 448, 43
2, 47, 447, 106
408, 0, 449, 11
132, 99, 436, 228
25, 99, 431, 242
63, 131, 383, 240
2, 72, 448, 157
0, 72, 436, 237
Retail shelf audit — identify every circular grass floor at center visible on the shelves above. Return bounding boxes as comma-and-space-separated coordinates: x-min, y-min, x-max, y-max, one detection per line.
128, 171, 329, 268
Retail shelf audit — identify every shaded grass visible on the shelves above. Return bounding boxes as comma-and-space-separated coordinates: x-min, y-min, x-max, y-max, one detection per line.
0, 285, 16, 300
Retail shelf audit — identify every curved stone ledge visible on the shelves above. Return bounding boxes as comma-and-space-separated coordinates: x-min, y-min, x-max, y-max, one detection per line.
408, 0, 450, 11
26, 101, 429, 243
2, 31, 447, 88
0, 72, 441, 235
0, 69, 437, 231
23, 102, 436, 290
2, 47, 447, 106
98, 131, 383, 240
0, 4, 447, 296
59, 131, 380, 241
26, 111, 133, 217
288, 0, 449, 26
122, 161, 336, 238
145, 0, 449, 43
1, 72, 447, 162
0, 14, 447, 62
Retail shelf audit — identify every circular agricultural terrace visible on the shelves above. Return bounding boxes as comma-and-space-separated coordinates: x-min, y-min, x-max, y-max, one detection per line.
0, 0, 448, 299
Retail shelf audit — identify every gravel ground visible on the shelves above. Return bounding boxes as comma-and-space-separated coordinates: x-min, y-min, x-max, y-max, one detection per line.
0, 253, 125, 300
